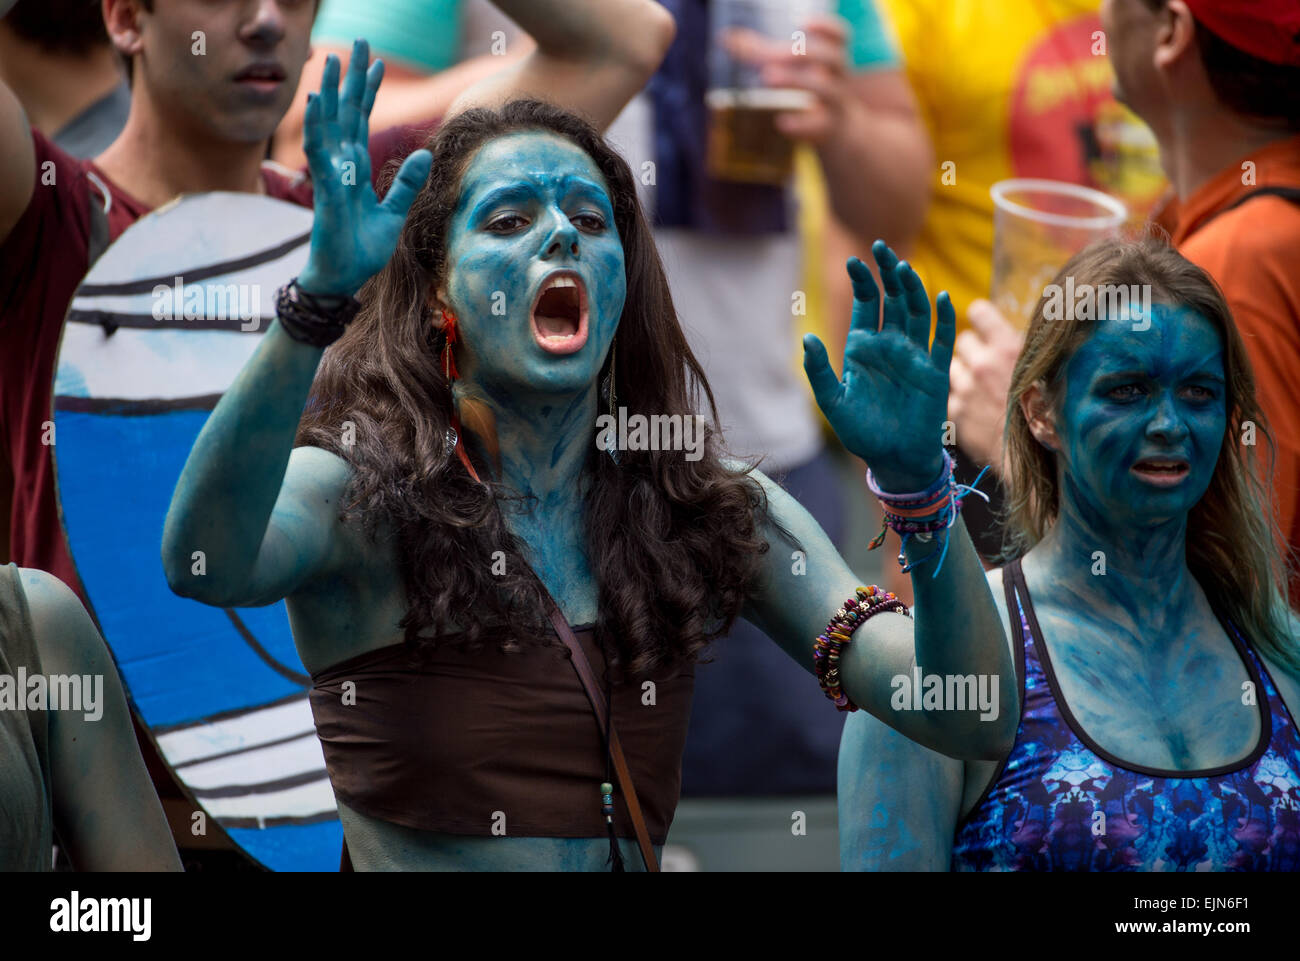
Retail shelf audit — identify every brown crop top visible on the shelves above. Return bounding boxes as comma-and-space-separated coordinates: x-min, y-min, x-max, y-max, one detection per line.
307, 626, 695, 845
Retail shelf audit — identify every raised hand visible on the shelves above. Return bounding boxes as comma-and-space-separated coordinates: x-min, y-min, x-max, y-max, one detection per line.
298, 39, 433, 298
803, 240, 955, 492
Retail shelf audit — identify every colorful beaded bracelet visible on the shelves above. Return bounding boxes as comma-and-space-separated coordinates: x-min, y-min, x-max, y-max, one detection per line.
813, 586, 911, 711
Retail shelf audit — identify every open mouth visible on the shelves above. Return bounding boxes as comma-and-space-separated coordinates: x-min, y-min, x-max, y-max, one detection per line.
531, 271, 589, 355
1131, 458, 1190, 486
233, 63, 287, 93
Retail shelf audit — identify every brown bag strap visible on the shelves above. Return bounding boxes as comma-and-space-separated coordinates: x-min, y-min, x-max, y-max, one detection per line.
546, 604, 660, 872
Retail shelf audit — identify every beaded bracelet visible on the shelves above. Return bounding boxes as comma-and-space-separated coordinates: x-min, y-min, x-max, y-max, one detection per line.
813, 586, 911, 711
866, 450, 990, 577
274, 278, 362, 347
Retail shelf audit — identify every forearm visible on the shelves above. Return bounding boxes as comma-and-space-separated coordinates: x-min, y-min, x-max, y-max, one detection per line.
838, 710, 961, 871
274, 49, 530, 168
373, 51, 530, 130
0, 78, 34, 241
490, 0, 670, 71
453, 0, 675, 129
895, 519, 1015, 755
161, 322, 323, 602
816, 98, 931, 252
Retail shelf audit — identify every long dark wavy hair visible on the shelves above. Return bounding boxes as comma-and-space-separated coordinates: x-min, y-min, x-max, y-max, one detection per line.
297, 100, 771, 676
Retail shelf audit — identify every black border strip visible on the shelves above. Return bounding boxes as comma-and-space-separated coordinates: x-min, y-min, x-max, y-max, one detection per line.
225, 609, 312, 687
54, 394, 222, 415
76, 229, 311, 295
66, 308, 270, 333
172, 729, 319, 770
191, 767, 329, 799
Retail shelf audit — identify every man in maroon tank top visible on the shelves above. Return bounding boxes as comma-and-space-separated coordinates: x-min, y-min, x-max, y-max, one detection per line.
0, 0, 676, 599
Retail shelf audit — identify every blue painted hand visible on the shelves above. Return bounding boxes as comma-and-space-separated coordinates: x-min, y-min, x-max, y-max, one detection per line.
298, 39, 433, 298
802, 240, 953, 493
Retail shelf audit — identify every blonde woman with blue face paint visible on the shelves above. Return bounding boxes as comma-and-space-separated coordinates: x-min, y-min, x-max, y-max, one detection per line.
841, 238, 1300, 872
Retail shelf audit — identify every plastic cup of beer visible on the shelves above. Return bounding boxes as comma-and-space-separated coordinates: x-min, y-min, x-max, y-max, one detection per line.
989, 179, 1128, 330
706, 0, 825, 185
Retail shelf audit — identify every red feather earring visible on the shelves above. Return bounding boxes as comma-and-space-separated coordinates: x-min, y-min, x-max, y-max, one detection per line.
439, 307, 481, 483
440, 308, 460, 381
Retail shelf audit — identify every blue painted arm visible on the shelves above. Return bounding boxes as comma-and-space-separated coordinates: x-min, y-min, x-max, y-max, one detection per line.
838, 708, 964, 871
744, 243, 1018, 759
162, 42, 429, 607
25, 569, 182, 870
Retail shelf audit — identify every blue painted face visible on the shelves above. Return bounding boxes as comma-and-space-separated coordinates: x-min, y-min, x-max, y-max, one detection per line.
440, 131, 626, 399
1054, 304, 1227, 525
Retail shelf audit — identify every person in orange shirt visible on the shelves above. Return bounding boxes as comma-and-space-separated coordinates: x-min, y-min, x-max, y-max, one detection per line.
951, 0, 1300, 601
1111, 1, 1300, 598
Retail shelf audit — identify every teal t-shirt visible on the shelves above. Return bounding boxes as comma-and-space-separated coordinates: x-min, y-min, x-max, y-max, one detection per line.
312, 0, 463, 72
313, 0, 896, 75
837, 0, 899, 69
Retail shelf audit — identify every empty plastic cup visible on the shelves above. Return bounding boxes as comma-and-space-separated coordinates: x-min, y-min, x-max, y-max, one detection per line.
989, 179, 1128, 329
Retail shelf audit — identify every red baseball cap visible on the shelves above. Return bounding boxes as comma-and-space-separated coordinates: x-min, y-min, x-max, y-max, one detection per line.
1183, 0, 1300, 66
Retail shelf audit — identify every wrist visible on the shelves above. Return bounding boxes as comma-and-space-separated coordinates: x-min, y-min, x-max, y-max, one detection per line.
297, 266, 355, 299
274, 278, 361, 348
866, 453, 946, 496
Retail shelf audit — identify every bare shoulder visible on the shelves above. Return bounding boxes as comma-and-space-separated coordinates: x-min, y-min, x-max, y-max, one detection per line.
282, 445, 364, 545
286, 444, 354, 498
742, 465, 805, 525
18, 569, 109, 673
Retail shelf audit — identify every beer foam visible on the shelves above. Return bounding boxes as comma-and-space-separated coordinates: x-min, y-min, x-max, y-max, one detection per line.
705, 88, 816, 111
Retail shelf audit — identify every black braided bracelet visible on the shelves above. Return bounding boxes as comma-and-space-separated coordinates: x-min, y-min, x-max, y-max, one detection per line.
273, 278, 362, 347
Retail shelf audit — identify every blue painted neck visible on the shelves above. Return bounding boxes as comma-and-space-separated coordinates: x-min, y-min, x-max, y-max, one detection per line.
456, 377, 598, 512
1037, 471, 1198, 630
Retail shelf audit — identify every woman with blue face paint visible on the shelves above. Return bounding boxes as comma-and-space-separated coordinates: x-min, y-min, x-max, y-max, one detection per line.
841, 237, 1300, 871
162, 46, 1019, 871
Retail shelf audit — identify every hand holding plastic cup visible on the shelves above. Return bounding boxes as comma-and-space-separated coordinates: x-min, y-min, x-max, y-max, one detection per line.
989, 179, 1127, 330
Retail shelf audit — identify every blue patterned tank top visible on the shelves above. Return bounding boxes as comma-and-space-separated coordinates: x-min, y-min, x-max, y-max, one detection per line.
951, 559, 1300, 871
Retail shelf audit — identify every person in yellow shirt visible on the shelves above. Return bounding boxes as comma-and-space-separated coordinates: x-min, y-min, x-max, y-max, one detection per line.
882, 0, 1162, 322
879, 0, 1164, 558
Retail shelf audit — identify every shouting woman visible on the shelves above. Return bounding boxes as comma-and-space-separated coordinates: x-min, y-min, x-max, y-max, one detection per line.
841, 239, 1300, 871
163, 46, 1016, 871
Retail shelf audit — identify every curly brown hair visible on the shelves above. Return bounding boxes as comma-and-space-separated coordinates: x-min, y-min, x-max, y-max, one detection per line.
297, 100, 772, 676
